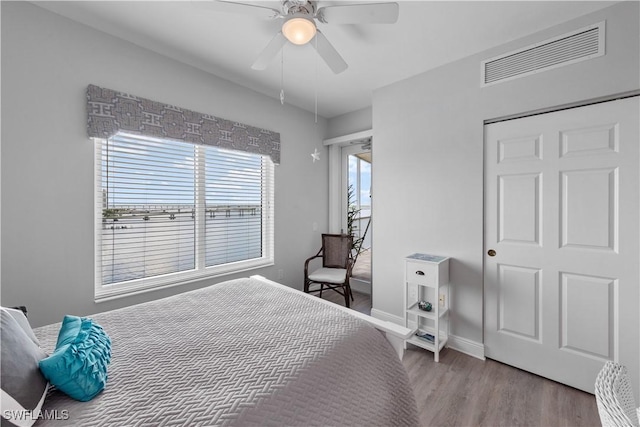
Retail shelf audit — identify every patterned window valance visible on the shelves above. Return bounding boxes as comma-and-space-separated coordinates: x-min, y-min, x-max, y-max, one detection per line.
86, 84, 281, 164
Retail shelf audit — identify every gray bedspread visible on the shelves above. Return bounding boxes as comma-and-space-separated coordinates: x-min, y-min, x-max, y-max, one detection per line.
33, 277, 418, 426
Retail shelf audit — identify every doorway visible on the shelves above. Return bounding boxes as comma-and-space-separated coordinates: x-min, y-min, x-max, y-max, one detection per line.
326, 131, 373, 312
483, 96, 639, 395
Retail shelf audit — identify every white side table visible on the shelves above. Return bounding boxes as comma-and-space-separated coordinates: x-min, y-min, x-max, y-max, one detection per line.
403, 253, 450, 362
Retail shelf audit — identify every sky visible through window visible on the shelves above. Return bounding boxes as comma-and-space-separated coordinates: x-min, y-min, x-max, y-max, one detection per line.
348, 154, 371, 216
100, 133, 264, 285
348, 154, 371, 249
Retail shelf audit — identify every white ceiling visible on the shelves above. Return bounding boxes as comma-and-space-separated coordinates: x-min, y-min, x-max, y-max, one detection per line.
33, 0, 617, 119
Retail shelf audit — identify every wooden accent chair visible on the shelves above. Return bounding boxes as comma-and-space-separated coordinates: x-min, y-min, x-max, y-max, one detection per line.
304, 234, 354, 308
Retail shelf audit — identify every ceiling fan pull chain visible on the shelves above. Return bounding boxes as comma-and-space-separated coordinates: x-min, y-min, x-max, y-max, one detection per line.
314, 34, 318, 123
280, 47, 285, 105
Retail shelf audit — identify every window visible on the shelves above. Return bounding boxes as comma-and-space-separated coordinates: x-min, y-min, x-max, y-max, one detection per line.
95, 132, 274, 300
347, 152, 371, 249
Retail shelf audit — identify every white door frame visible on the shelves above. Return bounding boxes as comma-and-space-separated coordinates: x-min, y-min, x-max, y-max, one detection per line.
325, 130, 373, 295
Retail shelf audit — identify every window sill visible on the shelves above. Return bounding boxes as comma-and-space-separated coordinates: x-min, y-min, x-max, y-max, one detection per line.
94, 258, 274, 303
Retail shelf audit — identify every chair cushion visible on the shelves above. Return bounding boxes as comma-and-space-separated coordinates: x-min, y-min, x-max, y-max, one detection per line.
308, 267, 347, 284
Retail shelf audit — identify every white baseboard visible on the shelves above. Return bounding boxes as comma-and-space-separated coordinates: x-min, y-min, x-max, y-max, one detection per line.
447, 334, 485, 360
370, 308, 404, 325
371, 308, 486, 361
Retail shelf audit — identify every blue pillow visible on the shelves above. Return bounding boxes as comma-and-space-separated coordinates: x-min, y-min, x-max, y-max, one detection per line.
53, 315, 86, 348
39, 315, 111, 402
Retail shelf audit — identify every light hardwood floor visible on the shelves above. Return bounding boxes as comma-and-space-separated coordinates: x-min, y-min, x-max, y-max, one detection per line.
403, 347, 600, 427
313, 290, 601, 427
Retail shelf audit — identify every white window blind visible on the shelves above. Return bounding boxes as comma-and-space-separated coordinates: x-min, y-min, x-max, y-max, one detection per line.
95, 133, 274, 300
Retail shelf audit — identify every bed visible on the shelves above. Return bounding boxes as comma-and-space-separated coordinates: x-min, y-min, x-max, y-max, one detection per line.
13, 276, 418, 426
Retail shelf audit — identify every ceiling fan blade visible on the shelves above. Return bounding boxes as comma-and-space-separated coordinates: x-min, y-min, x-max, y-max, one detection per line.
194, 1, 281, 19
312, 31, 348, 74
317, 2, 399, 24
251, 32, 287, 70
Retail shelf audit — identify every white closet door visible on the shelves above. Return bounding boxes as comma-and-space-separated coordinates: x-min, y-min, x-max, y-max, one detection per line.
484, 96, 639, 394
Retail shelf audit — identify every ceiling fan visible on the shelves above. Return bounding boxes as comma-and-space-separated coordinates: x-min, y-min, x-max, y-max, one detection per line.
212, 0, 400, 74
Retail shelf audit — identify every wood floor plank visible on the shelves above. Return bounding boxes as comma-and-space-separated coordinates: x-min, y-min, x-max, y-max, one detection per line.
309, 288, 601, 426
403, 347, 601, 427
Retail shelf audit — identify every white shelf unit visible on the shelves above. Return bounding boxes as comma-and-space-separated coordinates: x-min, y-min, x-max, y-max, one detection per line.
403, 253, 450, 362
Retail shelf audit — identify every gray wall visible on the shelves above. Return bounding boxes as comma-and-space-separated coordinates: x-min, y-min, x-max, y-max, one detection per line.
1, 2, 330, 327
325, 107, 373, 139
371, 2, 640, 346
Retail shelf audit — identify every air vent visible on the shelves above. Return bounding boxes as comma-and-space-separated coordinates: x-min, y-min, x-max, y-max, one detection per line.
481, 21, 605, 87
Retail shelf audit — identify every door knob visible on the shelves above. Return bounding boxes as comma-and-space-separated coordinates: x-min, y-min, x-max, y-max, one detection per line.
488, 249, 496, 257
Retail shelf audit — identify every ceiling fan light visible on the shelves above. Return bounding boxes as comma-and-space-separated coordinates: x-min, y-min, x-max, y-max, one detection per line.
282, 17, 316, 45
